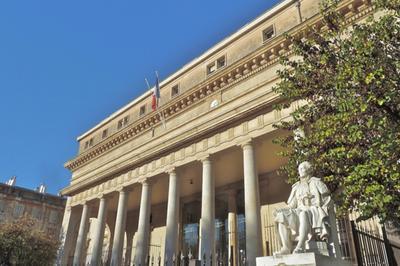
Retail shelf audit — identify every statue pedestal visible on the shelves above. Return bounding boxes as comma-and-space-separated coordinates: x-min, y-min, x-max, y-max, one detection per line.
256, 253, 351, 266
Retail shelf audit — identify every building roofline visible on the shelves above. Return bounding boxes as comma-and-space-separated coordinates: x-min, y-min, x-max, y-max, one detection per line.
0, 183, 66, 203
77, 0, 291, 141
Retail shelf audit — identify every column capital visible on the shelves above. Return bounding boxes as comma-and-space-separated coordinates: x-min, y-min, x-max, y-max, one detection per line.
96, 193, 105, 199
116, 186, 130, 193
165, 166, 176, 175
237, 138, 253, 149
138, 177, 148, 185
196, 153, 211, 163
138, 177, 155, 186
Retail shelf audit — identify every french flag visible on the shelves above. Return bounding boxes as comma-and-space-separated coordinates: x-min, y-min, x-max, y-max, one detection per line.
152, 74, 161, 111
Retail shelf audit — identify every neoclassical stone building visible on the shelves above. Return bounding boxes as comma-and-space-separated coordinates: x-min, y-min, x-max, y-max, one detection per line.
59, 0, 376, 265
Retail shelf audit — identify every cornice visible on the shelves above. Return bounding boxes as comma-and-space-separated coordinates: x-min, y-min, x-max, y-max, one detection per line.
64, 0, 374, 171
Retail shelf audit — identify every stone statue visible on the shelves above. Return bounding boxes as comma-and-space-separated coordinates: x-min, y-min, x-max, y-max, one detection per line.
274, 161, 332, 255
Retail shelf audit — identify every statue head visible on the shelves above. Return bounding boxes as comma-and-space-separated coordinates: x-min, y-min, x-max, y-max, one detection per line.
298, 161, 312, 178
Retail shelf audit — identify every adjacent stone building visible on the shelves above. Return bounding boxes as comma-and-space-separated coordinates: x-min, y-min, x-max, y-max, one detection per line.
0, 178, 66, 237
58, 0, 381, 265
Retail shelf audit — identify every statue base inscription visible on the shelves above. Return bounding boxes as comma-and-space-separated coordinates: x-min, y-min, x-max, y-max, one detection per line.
256, 253, 351, 266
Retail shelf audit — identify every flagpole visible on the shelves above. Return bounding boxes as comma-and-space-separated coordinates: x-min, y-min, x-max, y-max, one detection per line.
154, 71, 167, 128
144, 77, 151, 90
145, 76, 166, 129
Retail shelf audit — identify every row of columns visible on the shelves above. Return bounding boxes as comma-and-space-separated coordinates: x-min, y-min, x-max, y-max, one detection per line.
69, 141, 262, 265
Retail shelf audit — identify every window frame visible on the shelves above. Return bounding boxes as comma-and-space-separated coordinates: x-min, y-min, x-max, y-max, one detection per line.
123, 115, 129, 125
171, 84, 180, 98
262, 25, 275, 43
117, 119, 123, 129
139, 105, 146, 117
102, 129, 108, 139
216, 56, 226, 69
84, 137, 94, 149
207, 62, 216, 75
206, 55, 226, 76
117, 115, 130, 130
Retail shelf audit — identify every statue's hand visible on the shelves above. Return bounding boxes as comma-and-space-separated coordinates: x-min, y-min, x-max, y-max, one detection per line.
302, 193, 315, 206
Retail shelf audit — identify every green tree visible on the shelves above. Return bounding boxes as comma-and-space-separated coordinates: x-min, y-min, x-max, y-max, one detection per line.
0, 217, 59, 266
273, 0, 400, 222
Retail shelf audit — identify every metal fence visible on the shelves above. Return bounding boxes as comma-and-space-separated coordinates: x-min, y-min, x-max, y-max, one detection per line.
351, 221, 399, 266
67, 217, 399, 266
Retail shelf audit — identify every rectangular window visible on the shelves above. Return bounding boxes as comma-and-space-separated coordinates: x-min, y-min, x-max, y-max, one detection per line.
207, 62, 216, 75
171, 84, 180, 98
49, 210, 58, 224
217, 56, 226, 69
117, 116, 129, 129
117, 119, 123, 129
32, 207, 42, 220
84, 138, 93, 149
13, 203, 24, 218
123, 116, 129, 125
262, 25, 275, 42
102, 129, 108, 139
139, 105, 146, 116
207, 55, 226, 75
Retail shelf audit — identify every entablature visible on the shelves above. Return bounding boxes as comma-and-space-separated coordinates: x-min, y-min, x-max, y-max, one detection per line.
63, 104, 294, 200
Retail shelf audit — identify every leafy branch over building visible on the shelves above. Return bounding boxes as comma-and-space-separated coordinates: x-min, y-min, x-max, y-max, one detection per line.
273, 0, 400, 223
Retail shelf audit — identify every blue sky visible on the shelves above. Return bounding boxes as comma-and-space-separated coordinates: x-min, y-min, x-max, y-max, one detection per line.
0, 0, 281, 195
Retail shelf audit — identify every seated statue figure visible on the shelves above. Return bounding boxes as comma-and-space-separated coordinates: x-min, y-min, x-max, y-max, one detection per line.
274, 161, 332, 255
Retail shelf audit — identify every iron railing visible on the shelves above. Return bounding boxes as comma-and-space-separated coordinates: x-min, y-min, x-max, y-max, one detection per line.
351, 221, 399, 266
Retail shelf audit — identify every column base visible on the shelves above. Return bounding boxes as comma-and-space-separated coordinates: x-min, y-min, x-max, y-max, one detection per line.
188, 259, 201, 266
256, 253, 351, 266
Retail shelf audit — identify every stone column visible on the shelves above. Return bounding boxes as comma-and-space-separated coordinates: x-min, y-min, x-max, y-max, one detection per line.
111, 188, 129, 266
199, 156, 215, 265
73, 203, 90, 266
134, 180, 152, 265
57, 197, 79, 266
241, 141, 262, 265
90, 196, 108, 266
164, 169, 180, 265
125, 232, 134, 266
227, 191, 238, 266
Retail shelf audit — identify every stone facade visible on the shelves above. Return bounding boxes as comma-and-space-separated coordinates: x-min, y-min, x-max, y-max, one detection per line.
59, 0, 377, 265
0, 183, 66, 237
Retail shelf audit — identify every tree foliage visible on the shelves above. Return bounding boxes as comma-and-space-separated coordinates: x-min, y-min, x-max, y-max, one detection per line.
0, 217, 59, 266
273, 0, 400, 222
